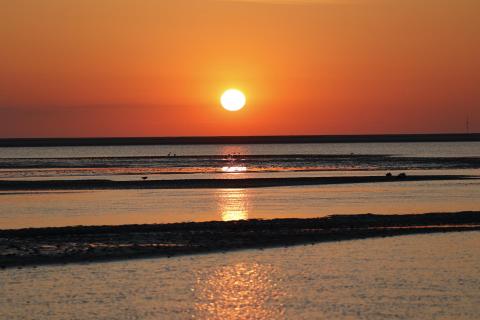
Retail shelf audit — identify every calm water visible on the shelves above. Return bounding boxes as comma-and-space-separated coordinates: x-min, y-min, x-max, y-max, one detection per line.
1, 142, 479, 180
0, 142, 479, 229
2, 141, 479, 159
1, 177, 480, 229
1, 231, 479, 320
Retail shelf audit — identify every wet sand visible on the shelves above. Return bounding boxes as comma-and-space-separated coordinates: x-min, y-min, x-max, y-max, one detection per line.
1, 211, 479, 269
0, 174, 476, 190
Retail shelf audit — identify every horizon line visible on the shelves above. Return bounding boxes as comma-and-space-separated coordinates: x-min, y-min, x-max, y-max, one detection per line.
1, 133, 479, 147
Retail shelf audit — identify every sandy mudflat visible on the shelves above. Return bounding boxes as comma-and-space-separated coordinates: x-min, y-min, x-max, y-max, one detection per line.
1, 211, 479, 268
0, 174, 477, 191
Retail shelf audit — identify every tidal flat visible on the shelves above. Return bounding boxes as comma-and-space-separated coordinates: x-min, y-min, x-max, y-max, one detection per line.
2, 231, 479, 320
1, 211, 479, 269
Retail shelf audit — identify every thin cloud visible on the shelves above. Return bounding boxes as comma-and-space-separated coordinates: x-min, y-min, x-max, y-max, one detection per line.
216, 0, 353, 4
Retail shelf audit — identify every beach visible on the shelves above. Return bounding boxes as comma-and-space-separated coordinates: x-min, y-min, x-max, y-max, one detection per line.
1, 140, 479, 320
4, 231, 479, 320
2, 211, 479, 269
0, 174, 476, 190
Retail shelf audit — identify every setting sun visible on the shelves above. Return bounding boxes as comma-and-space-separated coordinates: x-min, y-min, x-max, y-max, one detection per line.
221, 89, 246, 112
1, 1, 480, 319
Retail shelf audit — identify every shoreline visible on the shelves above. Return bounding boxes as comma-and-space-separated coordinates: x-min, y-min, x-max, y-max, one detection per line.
0, 174, 476, 191
1, 211, 479, 269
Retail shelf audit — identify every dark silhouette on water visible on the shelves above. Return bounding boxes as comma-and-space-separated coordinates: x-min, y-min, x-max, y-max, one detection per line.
1, 133, 479, 148
0, 174, 474, 191
1, 211, 479, 269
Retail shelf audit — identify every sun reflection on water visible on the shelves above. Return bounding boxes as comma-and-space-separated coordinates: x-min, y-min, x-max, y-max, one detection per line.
220, 145, 249, 175
194, 262, 285, 320
217, 189, 249, 221
221, 166, 247, 173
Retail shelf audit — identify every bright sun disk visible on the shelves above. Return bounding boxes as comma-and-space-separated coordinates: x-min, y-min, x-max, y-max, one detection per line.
221, 89, 246, 111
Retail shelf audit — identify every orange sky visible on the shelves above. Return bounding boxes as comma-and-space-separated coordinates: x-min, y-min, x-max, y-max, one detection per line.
1, 0, 479, 137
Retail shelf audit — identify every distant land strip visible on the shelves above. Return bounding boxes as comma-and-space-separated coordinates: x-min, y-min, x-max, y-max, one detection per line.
1, 133, 479, 147
0, 175, 476, 191
1, 211, 479, 268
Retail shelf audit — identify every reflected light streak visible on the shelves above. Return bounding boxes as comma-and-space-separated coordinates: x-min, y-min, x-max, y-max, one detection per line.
194, 262, 285, 320
221, 166, 247, 173
221, 145, 249, 174
217, 189, 249, 221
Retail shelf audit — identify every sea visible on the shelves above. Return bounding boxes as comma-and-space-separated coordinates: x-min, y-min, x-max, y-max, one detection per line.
0, 141, 479, 229
1, 231, 479, 319
1, 139, 480, 320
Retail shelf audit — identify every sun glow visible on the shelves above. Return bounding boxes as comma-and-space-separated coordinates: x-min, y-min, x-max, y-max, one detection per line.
220, 89, 246, 111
